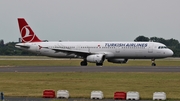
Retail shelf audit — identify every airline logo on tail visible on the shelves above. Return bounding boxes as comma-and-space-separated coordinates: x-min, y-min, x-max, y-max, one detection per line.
18, 18, 42, 43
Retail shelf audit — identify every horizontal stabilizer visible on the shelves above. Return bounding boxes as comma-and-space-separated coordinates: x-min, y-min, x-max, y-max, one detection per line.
15, 44, 30, 49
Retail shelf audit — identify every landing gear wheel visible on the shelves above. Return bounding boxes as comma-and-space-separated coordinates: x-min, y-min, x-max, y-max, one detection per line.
80, 61, 87, 66
96, 63, 103, 66
151, 63, 156, 66
151, 58, 156, 66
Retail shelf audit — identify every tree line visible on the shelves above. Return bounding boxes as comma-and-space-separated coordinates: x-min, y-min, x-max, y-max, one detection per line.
0, 41, 36, 56
0, 36, 180, 57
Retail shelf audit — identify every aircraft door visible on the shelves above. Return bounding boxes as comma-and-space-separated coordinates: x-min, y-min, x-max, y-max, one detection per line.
76, 45, 81, 50
116, 47, 120, 53
148, 43, 153, 53
88, 46, 90, 53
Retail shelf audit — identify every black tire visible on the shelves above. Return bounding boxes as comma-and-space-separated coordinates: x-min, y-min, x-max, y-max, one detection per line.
96, 63, 103, 66
80, 61, 87, 66
151, 63, 156, 66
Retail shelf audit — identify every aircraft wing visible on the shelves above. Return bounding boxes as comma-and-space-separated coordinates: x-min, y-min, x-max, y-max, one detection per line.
49, 48, 92, 57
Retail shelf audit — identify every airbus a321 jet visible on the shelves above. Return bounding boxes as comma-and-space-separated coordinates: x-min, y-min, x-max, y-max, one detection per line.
15, 18, 174, 66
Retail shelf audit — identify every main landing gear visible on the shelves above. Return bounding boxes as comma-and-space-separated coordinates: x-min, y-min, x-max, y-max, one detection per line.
151, 58, 156, 66
80, 60, 103, 66
80, 60, 87, 66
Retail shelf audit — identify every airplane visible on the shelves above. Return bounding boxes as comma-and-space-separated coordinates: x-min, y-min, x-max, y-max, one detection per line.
15, 18, 174, 66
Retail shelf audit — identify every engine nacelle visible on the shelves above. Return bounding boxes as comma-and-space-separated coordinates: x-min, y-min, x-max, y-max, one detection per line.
107, 58, 128, 64
86, 54, 105, 63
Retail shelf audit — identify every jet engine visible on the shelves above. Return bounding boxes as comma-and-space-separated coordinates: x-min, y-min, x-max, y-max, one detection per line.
86, 54, 105, 63
107, 58, 128, 64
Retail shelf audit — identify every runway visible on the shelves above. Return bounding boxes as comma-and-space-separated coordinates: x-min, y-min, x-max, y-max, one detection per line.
0, 66, 180, 72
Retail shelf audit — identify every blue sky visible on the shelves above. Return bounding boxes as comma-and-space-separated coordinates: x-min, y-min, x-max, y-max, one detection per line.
0, 0, 180, 43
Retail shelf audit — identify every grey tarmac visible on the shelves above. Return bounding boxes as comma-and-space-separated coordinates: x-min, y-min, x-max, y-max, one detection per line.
0, 66, 180, 72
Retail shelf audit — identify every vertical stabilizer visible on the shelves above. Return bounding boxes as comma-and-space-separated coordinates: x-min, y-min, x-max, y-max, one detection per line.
18, 18, 42, 43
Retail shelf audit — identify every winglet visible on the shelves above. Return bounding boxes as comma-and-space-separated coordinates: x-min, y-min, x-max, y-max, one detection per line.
18, 18, 42, 43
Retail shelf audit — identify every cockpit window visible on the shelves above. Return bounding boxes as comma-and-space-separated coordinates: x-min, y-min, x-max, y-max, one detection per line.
158, 46, 167, 49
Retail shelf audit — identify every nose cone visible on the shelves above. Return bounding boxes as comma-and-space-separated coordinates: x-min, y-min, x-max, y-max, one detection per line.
167, 49, 174, 56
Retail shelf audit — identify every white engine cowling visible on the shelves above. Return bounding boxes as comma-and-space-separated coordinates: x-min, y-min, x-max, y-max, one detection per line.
86, 54, 105, 63
107, 59, 128, 64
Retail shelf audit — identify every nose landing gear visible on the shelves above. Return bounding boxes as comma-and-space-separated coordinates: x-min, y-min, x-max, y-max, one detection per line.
151, 59, 156, 66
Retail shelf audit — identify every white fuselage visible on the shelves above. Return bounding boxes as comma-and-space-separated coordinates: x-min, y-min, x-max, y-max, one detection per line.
15, 41, 173, 59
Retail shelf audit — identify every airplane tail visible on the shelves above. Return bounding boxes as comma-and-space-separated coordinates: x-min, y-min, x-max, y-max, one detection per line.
18, 18, 42, 43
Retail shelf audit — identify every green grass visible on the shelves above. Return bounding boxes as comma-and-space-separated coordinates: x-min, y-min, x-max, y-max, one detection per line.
0, 72, 180, 100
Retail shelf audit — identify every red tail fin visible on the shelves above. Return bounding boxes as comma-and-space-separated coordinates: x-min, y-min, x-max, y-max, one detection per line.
18, 18, 42, 43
